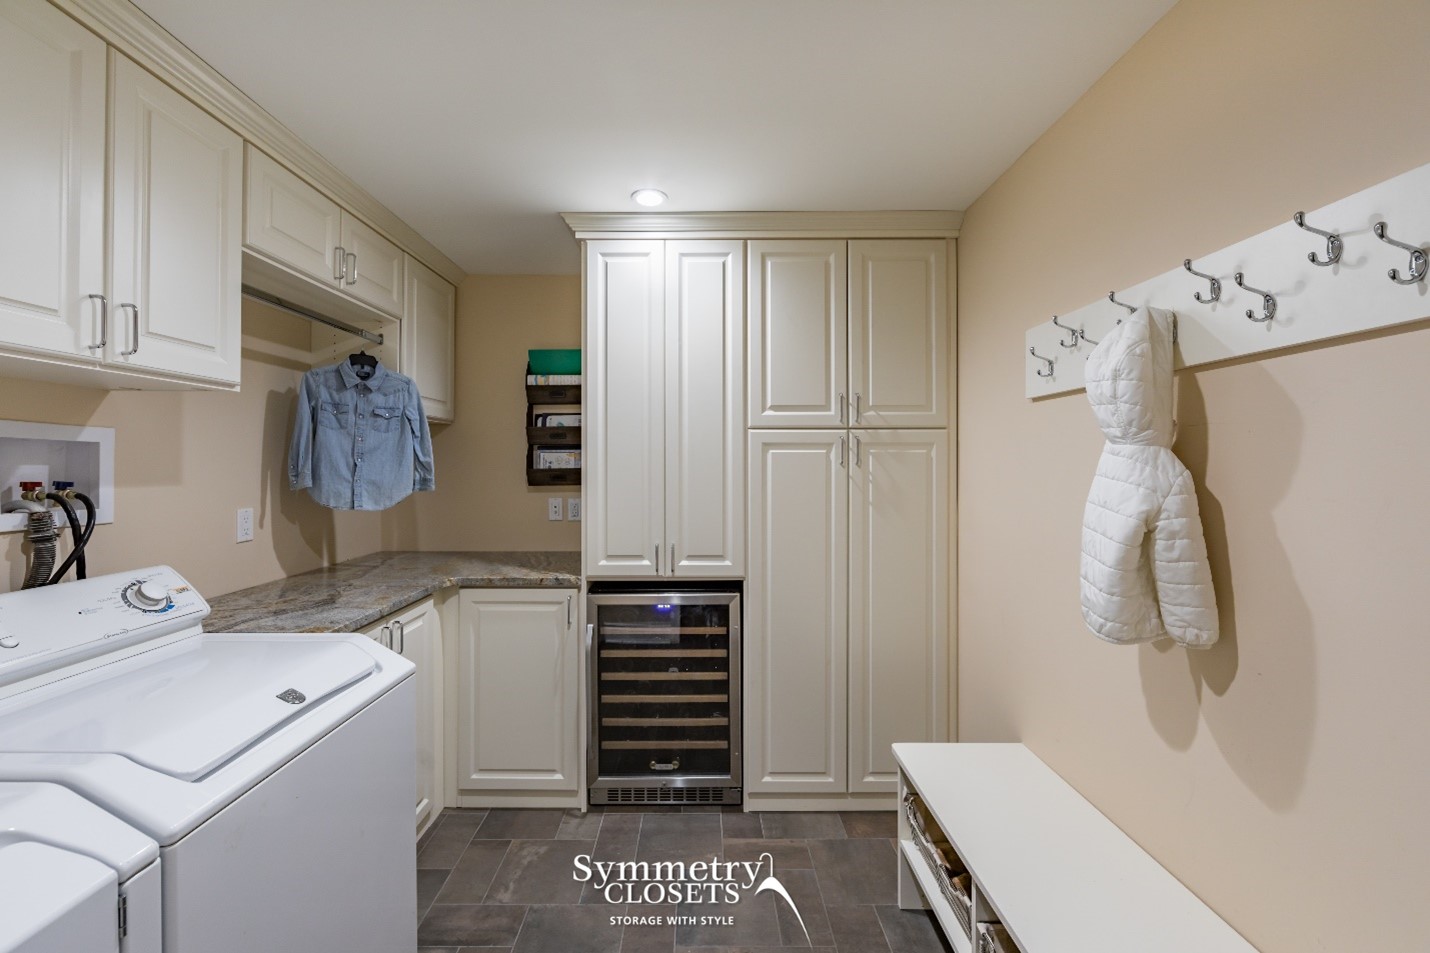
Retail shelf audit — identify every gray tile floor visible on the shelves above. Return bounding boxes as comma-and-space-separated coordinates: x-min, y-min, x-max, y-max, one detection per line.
415, 807, 953, 953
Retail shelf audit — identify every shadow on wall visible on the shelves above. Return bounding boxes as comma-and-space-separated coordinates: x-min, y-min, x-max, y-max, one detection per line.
261, 386, 337, 575
1137, 363, 1316, 814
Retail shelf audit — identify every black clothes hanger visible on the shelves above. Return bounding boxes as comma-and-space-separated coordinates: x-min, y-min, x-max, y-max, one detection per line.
348, 350, 378, 379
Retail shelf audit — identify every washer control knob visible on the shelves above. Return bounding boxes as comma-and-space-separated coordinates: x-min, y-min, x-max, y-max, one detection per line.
0, 636, 18, 650
129, 579, 171, 610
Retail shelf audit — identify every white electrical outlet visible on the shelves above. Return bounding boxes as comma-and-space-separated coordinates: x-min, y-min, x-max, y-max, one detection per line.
547, 497, 564, 521
236, 507, 254, 543
567, 497, 581, 521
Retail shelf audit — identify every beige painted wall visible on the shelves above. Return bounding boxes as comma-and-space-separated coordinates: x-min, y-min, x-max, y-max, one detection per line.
955, 0, 1430, 950
0, 298, 405, 596
392, 274, 583, 551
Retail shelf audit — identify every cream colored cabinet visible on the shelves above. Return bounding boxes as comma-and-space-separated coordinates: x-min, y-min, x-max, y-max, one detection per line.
457, 589, 579, 791
402, 256, 456, 422
109, 55, 243, 385
243, 146, 405, 319
746, 429, 948, 797
362, 597, 443, 836
585, 239, 744, 579
0, 0, 107, 362
244, 146, 344, 286
0, 4, 239, 388
749, 239, 947, 428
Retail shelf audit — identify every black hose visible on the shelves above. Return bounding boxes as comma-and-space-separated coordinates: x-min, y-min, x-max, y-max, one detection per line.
45, 493, 85, 584
21, 510, 57, 589
70, 492, 97, 580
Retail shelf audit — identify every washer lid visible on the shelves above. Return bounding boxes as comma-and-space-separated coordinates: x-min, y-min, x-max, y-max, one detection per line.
0, 638, 376, 782
0, 841, 116, 951
0, 782, 157, 880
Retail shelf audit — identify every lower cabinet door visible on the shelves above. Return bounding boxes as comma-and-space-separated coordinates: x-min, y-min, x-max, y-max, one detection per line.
458, 589, 579, 791
395, 599, 441, 832
847, 430, 949, 793
745, 430, 849, 794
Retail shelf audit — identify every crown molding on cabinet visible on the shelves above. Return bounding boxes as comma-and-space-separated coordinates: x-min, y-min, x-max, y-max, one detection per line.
561, 210, 963, 241
50, 0, 466, 287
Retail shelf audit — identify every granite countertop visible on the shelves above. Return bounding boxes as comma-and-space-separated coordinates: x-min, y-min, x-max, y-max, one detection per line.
204, 551, 581, 634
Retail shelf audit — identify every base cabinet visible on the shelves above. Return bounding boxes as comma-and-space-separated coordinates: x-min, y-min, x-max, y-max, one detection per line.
457, 589, 580, 793
361, 597, 443, 837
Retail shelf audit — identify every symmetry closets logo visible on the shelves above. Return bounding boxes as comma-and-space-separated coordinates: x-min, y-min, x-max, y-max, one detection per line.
572, 851, 810, 941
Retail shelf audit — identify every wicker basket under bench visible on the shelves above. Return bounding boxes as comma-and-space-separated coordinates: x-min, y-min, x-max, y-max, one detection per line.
894, 743, 1260, 953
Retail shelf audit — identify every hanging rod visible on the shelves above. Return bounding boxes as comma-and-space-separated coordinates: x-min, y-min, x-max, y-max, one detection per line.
240, 285, 384, 346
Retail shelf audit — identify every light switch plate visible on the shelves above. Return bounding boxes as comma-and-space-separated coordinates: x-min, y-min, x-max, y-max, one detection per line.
547, 497, 564, 521
567, 497, 581, 521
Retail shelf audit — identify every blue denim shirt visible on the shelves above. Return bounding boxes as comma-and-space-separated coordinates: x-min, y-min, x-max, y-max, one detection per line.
288, 361, 435, 510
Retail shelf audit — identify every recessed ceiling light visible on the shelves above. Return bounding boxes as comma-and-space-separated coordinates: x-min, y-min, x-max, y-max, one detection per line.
631, 189, 667, 207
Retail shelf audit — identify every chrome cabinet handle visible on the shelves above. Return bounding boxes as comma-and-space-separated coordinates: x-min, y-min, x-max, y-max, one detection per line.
87, 294, 108, 350
566, 595, 572, 628
654, 545, 660, 575
117, 303, 140, 356
853, 393, 862, 422
852, 434, 862, 466
838, 436, 846, 468
399, 619, 406, 654
378, 624, 390, 649
334, 246, 347, 282
345, 252, 358, 286
669, 543, 674, 574
838, 392, 846, 424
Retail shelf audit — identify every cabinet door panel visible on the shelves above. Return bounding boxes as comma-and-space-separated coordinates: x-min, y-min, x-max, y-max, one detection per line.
746, 431, 848, 793
396, 601, 440, 831
848, 240, 948, 427
458, 590, 578, 790
585, 241, 665, 577
0, 0, 105, 359
747, 241, 847, 428
110, 55, 242, 384
341, 214, 405, 317
244, 146, 343, 285
403, 256, 456, 422
666, 241, 744, 577
848, 431, 948, 793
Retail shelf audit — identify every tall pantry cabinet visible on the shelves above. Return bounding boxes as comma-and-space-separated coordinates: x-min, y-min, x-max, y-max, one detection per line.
569, 214, 956, 809
746, 238, 950, 804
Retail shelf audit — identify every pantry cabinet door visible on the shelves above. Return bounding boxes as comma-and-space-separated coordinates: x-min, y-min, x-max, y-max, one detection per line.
403, 256, 457, 422
848, 240, 948, 428
340, 214, 406, 318
746, 430, 848, 794
109, 55, 242, 385
458, 590, 579, 791
244, 145, 344, 287
585, 241, 666, 577
847, 430, 948, 793
0, 0, 106, 360
747, 241, 847, 428
665, 241, 745, 578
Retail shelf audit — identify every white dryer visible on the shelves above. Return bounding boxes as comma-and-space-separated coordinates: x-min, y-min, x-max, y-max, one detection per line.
0, 567, 417, 953
0, 781, 160, 953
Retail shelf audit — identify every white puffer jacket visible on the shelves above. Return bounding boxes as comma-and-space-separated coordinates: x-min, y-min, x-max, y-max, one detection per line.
1080, 306, 1218, 647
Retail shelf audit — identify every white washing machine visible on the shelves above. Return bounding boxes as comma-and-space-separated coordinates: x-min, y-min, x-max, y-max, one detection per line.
0, 781, 160, 953
0, 567, 417, 953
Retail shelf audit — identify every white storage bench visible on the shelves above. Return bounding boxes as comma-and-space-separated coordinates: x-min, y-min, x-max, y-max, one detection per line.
894, 743, 1258, 953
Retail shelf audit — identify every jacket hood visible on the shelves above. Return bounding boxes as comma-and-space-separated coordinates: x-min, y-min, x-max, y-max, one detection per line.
1084, 306, 1176, 448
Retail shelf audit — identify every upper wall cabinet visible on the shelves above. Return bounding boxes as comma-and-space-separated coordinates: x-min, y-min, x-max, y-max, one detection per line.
403, 256, 457, 423
0, 2, 240, 390
585, 240, 745, 579
749, 239, 948, 428
109, 55, 243, 385
243, 145, 405, 319
0, 0, 106, 363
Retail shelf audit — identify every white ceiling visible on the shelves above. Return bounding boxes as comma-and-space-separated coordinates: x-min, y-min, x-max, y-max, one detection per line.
133, 0, 1176, 275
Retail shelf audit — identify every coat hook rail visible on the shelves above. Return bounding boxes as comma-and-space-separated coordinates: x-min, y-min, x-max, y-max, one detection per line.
1183, 259, 1221, 303
1292, 212, 1342, 266
1372, 221, 1427, 284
